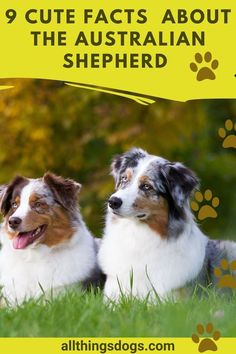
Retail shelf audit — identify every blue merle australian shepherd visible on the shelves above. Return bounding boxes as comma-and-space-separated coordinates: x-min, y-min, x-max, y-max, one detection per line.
98, 148, 236, 302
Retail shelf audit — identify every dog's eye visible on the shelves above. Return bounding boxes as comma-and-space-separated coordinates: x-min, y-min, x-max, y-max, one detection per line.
35, 202, 42, 208
11, 202, 18, 210
140, 184, 153, 191
121, 175, 128, 182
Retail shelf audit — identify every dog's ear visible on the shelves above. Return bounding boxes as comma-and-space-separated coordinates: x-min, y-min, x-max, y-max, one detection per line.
43, 172, 81, 210
160, 162, 199, 208
111, 154, 123, 187
0, 176, 29, 216
0, 184, 7, 214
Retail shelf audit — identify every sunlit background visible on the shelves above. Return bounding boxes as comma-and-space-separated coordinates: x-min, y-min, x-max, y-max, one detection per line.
0, 79, 235, 239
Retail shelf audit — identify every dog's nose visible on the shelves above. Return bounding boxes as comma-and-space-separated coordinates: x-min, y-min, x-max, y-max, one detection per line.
9, 217, 22, 229
108, 197, 123, 210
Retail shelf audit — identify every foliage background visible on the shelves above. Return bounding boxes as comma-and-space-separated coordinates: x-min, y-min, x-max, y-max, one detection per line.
0, 79, 235, 240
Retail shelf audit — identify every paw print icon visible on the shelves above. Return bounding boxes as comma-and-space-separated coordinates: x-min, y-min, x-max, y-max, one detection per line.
191, 190, 220, 221
218, 119, 236, 149
190, 52, 219, 81
214, 259, 236, 289
192, 323, 221, 353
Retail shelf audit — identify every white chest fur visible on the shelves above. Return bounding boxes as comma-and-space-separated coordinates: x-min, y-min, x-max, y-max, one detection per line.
98, 215, 207, 301
0, 228, 96, 305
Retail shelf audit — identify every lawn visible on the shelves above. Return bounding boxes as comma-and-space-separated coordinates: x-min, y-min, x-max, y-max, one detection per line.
0, 287, 236, 337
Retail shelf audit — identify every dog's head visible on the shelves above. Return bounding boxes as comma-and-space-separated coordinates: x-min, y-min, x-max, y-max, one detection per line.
109, 148, 198, 238
0, 173, 81, 249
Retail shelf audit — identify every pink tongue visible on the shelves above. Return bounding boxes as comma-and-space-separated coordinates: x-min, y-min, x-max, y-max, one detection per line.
13, 231, 34, 249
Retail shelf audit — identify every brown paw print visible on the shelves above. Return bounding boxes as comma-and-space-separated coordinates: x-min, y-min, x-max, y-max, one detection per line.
192, 323, 221, 353
191, 190, 220, 221
218, 119, 236, 149
214, 259, 236, 289
190, 52, 219, 81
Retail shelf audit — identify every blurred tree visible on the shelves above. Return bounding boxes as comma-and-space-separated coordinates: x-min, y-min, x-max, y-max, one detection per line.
0, 79, 235, 239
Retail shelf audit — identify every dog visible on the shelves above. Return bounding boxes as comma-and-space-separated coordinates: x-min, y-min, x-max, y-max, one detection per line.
0, 173, 100, 306
98, 148, 236, 302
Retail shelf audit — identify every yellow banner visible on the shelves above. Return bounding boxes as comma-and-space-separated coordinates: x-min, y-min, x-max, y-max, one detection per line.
0, 338, 235, 354
0, 0, 235, 103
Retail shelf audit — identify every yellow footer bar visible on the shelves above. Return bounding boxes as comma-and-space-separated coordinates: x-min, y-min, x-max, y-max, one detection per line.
0, 338, 235, 354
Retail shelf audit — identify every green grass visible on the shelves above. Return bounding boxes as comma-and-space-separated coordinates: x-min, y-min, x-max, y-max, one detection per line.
0, 288, 236, 337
